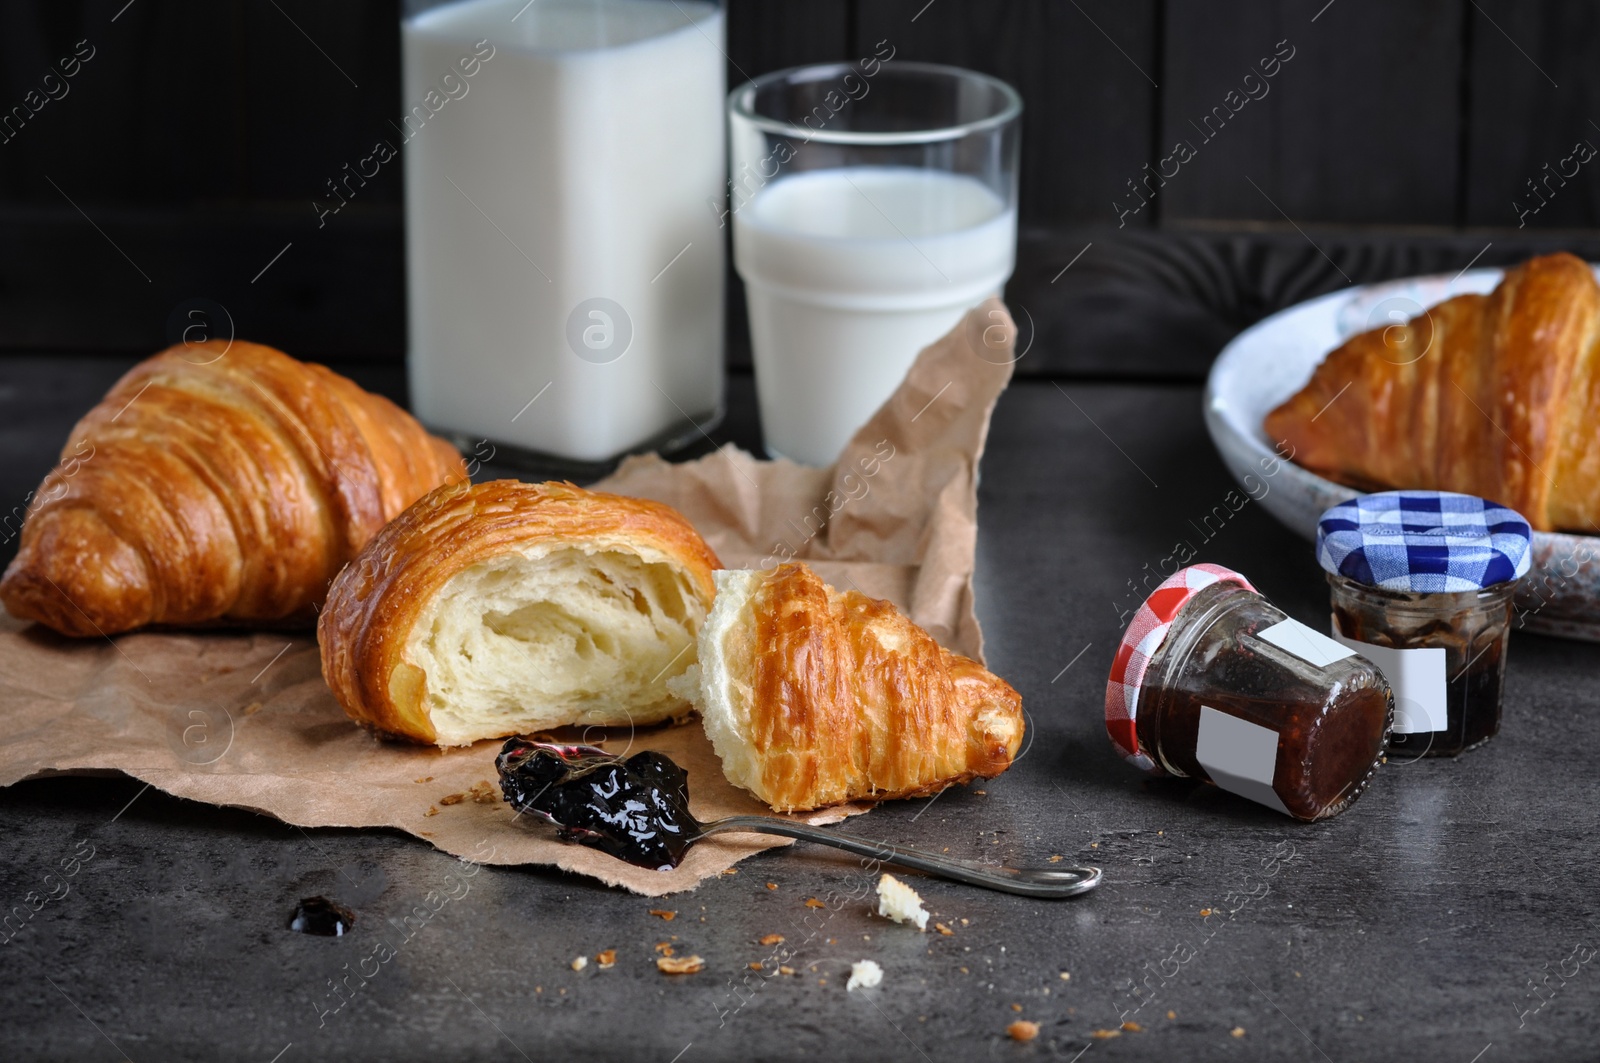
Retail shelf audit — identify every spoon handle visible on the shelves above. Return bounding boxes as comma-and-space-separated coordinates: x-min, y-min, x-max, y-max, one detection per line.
696, 816, 1102, 898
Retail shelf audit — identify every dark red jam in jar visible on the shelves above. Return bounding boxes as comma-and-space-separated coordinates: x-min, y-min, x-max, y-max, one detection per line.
1106, 564, 1392, 821
1317, 491, 1532, 758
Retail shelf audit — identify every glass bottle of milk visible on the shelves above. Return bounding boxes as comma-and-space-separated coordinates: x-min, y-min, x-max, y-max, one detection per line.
401, 0, 725, 465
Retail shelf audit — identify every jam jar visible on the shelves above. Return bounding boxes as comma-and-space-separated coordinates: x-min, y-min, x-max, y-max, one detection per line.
1106, 563, 1393, 821
1317, 491, 1532, 758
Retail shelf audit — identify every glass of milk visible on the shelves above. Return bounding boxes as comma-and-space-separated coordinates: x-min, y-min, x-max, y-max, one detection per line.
402, 0, 725, 466
728, 61, 1020, 466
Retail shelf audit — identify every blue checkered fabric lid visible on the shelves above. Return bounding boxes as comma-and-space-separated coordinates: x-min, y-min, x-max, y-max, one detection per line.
1316, 491, 1532, 593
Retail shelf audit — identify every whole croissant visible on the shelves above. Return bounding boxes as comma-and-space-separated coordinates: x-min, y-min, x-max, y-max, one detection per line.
679, 563, 1023, 812
1265, 252, 1600, 533
0, 340, 464, 636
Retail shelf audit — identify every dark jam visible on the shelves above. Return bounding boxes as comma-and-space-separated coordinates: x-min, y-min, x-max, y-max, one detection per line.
287, 896, 355, 936
496, 739, 700, 870
1136, 582, 1392, 821
1331, 590, 1509, 758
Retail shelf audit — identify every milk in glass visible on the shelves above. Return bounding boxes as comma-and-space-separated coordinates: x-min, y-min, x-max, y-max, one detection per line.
733, 165, 1015, 466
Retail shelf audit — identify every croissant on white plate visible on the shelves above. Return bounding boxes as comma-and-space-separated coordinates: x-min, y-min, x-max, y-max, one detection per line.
1265, 252, 1600, 533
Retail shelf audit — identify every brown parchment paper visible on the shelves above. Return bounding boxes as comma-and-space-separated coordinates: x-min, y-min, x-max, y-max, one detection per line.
0, 300, 1017, 896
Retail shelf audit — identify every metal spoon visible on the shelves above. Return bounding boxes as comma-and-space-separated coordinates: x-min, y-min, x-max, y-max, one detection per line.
690, 815, 1102, 898
496, 739, 1102, 898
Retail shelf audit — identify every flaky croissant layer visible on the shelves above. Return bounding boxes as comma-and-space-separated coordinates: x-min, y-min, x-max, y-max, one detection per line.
319, 479, 722, 747
0, 341, 464, 636
679, 564, 1024, 812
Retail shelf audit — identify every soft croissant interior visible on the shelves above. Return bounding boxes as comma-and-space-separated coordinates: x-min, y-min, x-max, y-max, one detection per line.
405, 545, 705, 746
674, 568, 764, 797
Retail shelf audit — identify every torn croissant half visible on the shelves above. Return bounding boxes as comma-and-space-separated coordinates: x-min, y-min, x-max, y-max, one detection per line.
671, 563, 1024, 812
319, 480, 721, 747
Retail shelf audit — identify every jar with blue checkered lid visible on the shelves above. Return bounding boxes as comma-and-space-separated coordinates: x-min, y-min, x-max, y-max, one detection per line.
1317, 491, 1533, 758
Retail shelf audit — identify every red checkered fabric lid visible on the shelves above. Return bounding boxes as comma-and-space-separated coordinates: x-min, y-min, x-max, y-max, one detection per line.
1104, 563, 1256, 773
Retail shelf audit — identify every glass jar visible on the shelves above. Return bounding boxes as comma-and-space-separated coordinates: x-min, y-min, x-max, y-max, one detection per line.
1106, 564, 1392, 822
1318, 491, 1532, 758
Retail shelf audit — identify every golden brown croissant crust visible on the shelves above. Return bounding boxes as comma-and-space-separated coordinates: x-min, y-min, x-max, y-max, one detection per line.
1264, 252, 1600, 532
0, 340, 464, 636
699, 563, 1023, 812
319, 479, 722, 746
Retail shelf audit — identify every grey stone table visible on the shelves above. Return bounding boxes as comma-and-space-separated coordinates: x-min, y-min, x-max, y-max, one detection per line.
1, 361, 1596, 1062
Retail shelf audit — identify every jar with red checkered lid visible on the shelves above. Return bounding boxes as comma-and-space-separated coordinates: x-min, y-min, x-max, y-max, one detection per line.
1106, 563, 1393, 821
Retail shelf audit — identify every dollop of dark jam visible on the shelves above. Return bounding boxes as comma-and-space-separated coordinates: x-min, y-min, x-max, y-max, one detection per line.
496, 739, 700, 871
287, 896, 354, 936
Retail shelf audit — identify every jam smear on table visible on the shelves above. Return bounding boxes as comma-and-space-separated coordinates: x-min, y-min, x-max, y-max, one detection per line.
287, 896, 355, 936
496, 739, 699, 871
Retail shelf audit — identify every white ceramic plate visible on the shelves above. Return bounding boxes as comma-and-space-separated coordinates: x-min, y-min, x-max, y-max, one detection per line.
1203, 267, 1600, 641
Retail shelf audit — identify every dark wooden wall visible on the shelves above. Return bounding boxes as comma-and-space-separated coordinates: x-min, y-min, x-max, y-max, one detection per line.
3, 0, 1599, 378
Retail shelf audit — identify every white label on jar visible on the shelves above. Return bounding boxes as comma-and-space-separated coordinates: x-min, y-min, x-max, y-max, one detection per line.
1195, 706, 1290, 816
1330, 629, 1447, 734
1255, 618, 1357, 669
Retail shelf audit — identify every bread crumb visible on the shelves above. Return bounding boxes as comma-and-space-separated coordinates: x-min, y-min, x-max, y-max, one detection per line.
649, 909, 676, 921
974, 789, 986, 795
1231, 1027, 1246, 1038
1059, 971, 1071, 981
1121, 1020, 1141, 1032
1090, 1029, 1121, 1040
596, 950, 616, 970
1166, 1010, 1176, 1020
1007, 1021, 1039, 1043
934, 922, 955, 936
805, 898, 826, 909
846, 959, 883, 991
570, 955, 588, 972
1048, 855, 1063, 863
1010, 1003, 1023, 1012
765, 882, 778, 890
1090, 842, 1099, 849
748, 961, 763, 970
656, 955, 705, 975
414, 776, 433, 784
721, 868, 738, 876
654, 942, 674, 956
779, 965, 796, 976
759, 934, 784, 945
959, 966, 969, 974
468, 780, 498, 804
534, 986, 542, 994
439, 793, 466, 806
424, 806, 439, 817
875, 873, 929, 931
242, 701, 263, 717
960, 918, 969, 926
